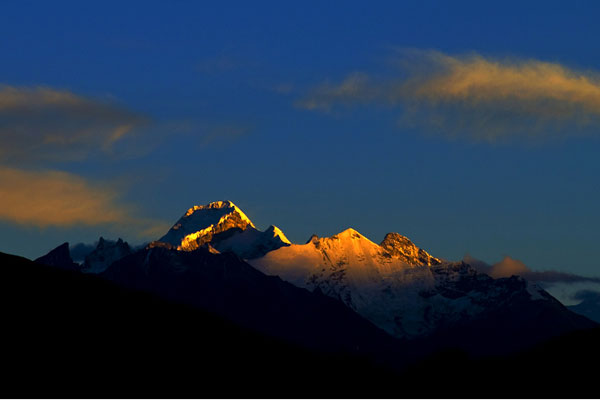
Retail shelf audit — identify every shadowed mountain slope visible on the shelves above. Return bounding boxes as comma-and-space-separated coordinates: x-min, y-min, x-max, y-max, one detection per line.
101, 245, 405, 358
34, 242, 79, 271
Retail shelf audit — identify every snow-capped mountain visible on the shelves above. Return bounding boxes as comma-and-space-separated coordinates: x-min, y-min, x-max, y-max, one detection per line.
152, 201, 594, 343
249, 228, 447, 337
249, 227, 589, 340
159, 200, 290, 258
32, 199, 595, 358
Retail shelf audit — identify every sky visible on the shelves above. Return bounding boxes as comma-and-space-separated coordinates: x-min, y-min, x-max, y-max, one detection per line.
2, 0, 600, 288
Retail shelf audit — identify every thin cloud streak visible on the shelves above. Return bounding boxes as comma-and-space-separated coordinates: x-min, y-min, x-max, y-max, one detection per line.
0, 166, 167, 237
297, 72, 376, 111
297, 50, 600, 142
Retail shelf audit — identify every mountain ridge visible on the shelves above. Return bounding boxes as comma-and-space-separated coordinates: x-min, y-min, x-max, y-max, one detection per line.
33, 199, 598, 357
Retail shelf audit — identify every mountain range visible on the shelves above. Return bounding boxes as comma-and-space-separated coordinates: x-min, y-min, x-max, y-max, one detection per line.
15, 199, 599, 395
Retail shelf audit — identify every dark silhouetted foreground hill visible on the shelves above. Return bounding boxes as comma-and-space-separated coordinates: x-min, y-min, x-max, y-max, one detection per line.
1, 251, 399, 397
404, 326, 600, 398
6, 249, 600, 397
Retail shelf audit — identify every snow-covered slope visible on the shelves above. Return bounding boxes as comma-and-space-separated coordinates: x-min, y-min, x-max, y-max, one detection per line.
215, 225, 291, 259
250, 228, 443, 337
249, 228, 569, 339
159, 200, 290, 258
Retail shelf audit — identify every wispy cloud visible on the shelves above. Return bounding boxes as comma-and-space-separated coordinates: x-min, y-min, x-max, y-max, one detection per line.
297, 50, 600, 142
296, 72, 376, 111
0, 85, 148, 165
0, 166, 167, 237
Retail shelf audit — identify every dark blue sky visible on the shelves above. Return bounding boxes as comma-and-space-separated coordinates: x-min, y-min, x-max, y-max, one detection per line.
2, 0, 600, 278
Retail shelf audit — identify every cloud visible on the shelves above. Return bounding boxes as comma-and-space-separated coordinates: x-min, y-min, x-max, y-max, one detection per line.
520, 270, 600, 284
0, 85, 148, 165
297, 72, 376, 111
0, 166, 167, 236
489, 256, 530, 278
465, 254, 600, 284
297, 50, 600, 142
573, 290, 600, 303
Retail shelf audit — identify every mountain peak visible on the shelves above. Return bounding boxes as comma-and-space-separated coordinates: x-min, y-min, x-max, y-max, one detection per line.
265, 225, 291, 244
306, 234, 319, 244
335, 227, 361, 237
329, 228, 376, 244
34, 242, 79, 271
183, 200, 255, 227
380, 232, 441, 266
159, 200, 258, 252
157, 200, 291, 258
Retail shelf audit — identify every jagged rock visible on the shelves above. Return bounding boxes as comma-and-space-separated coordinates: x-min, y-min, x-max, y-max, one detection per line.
82, 237, 132, 274
380, 232, 441, 266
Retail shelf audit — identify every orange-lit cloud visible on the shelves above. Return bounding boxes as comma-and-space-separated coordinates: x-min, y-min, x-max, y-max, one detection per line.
0, 85, 147, 164
0, 166, 167, 236
297, 50, 600, 141
489, 256, 530, 278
